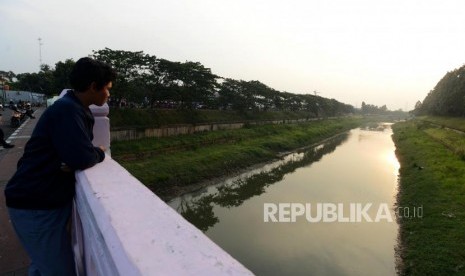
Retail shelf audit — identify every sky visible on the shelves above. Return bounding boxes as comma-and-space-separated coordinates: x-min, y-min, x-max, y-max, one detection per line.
1, 0, 465, 110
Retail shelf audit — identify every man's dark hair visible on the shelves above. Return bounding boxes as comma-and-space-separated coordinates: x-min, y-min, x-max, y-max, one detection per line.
69, 57, 116, 92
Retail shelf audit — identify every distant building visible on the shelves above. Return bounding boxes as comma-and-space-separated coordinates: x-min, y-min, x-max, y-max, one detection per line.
5, 90, 46, 104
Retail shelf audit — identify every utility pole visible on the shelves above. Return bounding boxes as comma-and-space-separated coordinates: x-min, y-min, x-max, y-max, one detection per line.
313, 90, 320, 96
38, 37, 43, 68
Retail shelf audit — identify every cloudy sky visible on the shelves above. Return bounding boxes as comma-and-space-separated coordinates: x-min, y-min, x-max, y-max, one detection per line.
1, 0, 465, 110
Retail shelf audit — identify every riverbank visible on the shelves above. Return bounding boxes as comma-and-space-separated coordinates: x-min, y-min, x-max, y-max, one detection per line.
109, 108, 409, 130
392, 119, 465, 275
109, 108, 319, 129
415, 115, 465, 133
112, 117, 368, 200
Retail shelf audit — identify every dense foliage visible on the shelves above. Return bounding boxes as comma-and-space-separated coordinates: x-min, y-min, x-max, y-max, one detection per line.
414, 64, 465, 116
1, 48, 356, 116
91, 48, 353, 116
2, 60, 75, 95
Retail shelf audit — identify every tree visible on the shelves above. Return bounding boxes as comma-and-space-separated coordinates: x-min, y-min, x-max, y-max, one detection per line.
92, 48, 158, 104
218, 79, 248, 111
419, 64, 465, 116
3, 47, 359, 116
173, 61, 219, 108
0, 70, 16, 83
14, 65, 54, 96
53, 59, 75, 93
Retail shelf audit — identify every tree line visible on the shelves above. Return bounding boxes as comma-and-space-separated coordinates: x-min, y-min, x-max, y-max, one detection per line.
2, 48, 355, 116
414, 64, 465, 116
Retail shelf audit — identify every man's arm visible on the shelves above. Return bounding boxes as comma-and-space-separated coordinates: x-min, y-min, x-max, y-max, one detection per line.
51, 107, 105, 170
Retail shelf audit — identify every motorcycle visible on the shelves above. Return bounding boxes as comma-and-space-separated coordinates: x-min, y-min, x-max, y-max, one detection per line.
9, 103, 36, 128
10, 110, 25, 127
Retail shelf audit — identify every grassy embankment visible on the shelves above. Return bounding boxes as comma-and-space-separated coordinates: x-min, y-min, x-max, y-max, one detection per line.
112, 117, 366, 200
392, 117, 465, 275
416, 115, 465, 133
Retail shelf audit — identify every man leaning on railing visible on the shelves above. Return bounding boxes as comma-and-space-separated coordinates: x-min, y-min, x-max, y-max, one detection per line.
4, 57, 116, 275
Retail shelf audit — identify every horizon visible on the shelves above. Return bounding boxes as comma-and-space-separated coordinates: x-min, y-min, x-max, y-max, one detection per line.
2, 0, 465, 110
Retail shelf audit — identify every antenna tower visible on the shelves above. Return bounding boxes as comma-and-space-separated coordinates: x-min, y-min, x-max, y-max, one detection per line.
38, 37, 43, 67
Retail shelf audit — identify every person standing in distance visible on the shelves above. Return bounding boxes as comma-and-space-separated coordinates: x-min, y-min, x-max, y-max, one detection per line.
0, 127, 14, 148
0, 109, 14, 148
4, 57, 116, 275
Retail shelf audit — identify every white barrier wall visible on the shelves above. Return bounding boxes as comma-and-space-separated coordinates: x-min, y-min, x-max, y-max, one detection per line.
110, 118, 320, 142
72, 158, 252, 275
90, 104, 111, 155
71, 99, 253, 276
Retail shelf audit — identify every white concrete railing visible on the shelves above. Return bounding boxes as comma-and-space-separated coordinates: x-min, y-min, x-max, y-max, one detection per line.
71, 102, 252, 275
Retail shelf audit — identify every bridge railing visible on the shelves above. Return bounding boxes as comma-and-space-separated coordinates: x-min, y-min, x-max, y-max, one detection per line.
71, 103, 252, 275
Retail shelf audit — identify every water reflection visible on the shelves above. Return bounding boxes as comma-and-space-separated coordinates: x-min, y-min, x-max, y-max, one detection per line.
170, 125, 400, 276
361, 122, 392, 132
174, 133, 349, 231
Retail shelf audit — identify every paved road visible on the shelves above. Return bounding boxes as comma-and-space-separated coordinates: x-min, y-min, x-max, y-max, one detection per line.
0, 108, 16, 141
0, 107, 44, 276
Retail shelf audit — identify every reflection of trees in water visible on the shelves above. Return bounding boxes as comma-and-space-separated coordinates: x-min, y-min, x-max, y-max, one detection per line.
179, 195, 218, 232
361, 122, 390, 132
358, 123, 392, 142
179, 133, 349, 232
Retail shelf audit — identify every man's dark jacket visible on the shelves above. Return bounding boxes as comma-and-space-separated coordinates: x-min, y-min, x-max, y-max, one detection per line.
5, 90, 105, 209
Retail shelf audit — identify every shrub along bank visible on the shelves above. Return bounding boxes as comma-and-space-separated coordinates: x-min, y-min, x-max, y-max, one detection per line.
112, 117, 365, 200
392, 120, 465, 275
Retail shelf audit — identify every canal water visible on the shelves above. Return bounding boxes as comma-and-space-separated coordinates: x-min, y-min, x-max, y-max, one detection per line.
169, 124, 400, 276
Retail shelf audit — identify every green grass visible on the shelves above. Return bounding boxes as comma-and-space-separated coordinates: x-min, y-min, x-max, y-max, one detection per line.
424, 128, 465, 160
112, 117, 363, 200
417, 115, 465, 133
392, 120, 465, 275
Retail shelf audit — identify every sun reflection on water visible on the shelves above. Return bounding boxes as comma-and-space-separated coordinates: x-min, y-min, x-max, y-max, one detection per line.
385, 150, 400, 176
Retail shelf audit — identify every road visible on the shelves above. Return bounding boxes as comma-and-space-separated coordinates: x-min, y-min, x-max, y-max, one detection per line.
0, 107, 17, 141
0, 107, 45, 275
